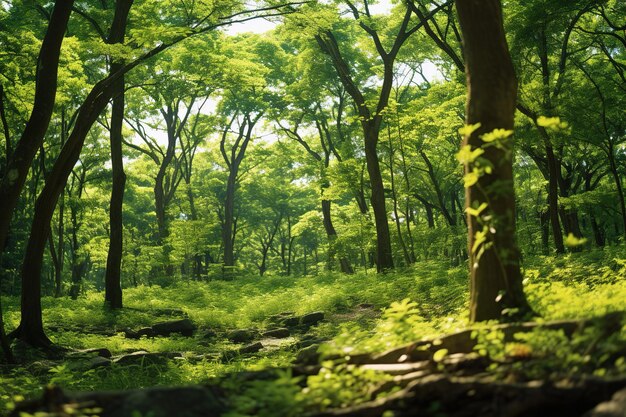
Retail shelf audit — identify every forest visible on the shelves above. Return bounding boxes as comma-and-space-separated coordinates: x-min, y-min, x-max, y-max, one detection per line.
0, 0, 625, 416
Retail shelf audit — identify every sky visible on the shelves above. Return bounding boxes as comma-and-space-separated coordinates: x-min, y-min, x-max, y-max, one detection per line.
225, 0, 394, 35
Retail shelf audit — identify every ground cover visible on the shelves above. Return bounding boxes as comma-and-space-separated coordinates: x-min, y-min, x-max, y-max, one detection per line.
1, 248, 625, 416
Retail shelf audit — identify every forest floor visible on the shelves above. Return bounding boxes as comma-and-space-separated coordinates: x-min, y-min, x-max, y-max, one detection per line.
1, 248, 626, 417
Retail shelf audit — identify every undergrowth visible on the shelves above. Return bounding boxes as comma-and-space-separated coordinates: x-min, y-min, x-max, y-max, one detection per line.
1, 248, 625, 415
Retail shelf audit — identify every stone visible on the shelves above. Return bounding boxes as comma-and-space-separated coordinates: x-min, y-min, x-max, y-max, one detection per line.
68, 348, 112, 358
124, 327, 155, 339
584, 388, 626, 417
151, 318, 196, 337
360, 362, 431, 376
295, 344, 321, 365
301, 311, 325, 326
113, 351, 182, 365
239, 342, 263, 354
89, 356, 112, 369
281, 317, 300, 328
269, 312, 296, 322
227, 329, 258, 343
261, 328, 290, 338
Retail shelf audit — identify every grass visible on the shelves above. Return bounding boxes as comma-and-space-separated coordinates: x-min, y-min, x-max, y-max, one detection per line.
1, 248, 625, 414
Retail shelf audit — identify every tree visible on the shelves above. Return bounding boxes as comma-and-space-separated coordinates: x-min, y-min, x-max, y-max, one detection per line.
310, 2, 426, 271
104, 0, 134, 309
455, 0, 532, 321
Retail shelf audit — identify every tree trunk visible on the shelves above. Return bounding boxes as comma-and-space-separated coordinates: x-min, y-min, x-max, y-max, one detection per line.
0, 293, 13, 362
590, 213, 605, 247
321, 198, 353, 274
365, 128, 394, 271
104, 64, 126, 310
0, 0, 74, 255
607, 144, 626, 239
10, 0, 134, 347
541, 133, 565, 253
389, 128, 411, 265
456, 0, 533, 322
222, 169, 237, 267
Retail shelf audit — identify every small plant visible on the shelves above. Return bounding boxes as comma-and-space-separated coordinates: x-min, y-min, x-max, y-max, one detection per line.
302, 361, 392, 411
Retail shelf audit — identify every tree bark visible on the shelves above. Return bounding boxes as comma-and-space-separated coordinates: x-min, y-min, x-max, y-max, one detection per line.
10, 0, 134, 347
0, 0, 74, 255
456, 0, 533, 322
321, 198, 354, 274
104, 65, 127, 309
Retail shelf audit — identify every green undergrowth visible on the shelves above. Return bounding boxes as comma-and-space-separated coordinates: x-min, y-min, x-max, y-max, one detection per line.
1, 248, 626, 415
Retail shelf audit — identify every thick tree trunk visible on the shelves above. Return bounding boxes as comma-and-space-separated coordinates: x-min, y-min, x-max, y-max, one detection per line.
0, 0, 74, 254
456, 0, 533, 322
0, 294, 13, 362
11, 0, 134, 347
104, 64, 126, 310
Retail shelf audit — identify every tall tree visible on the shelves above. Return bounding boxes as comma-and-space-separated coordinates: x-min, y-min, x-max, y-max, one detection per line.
455, 0, 533, 321
104, 0, 134, 309
10, 0, 134, 347
313, 1, 427, 271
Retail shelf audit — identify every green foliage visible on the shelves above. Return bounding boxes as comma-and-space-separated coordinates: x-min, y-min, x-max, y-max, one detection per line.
302, 362, 392, 411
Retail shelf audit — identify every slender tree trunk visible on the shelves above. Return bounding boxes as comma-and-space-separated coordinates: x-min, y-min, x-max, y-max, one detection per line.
539, 131, 565, 253
364, 128, 394, 271
104, 64, 126, 309
607, 145, 626, 239
388, 126, 411, 265
103, 0, 133, 304
0, 0, 74, 255
456, 0, 533, 322
590, 213, 605, 247
420, 150, 456, 226
49, 190, 64, 298
321, 198, 353, 274
222, 169, 237, 267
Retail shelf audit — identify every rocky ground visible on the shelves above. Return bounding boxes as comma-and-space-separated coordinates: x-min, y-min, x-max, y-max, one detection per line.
6, 311, 626, 417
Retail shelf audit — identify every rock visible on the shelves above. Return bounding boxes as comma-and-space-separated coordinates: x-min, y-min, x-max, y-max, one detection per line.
151, 319, 196, 337
124, 319, 196, 339
301, 311, 325, 326
220, 342, 264, 362
113, 351, 182, 365
124, 327, 155, 339
269, 312, 296, 322
262, 328, 290, 338
360, 362, 432, 376
281, 316, 301, 328
295, 344, 321, 365
89, 356, 112, 369
227, 329, 258, 343
11, 386, 226, 417
239, 342, 263, 355
584, 388, 626, 417
68, 348, 112, 359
